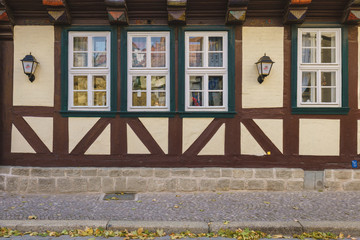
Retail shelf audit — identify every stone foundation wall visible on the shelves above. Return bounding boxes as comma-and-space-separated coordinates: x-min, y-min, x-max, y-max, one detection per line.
0, 166, 358, 193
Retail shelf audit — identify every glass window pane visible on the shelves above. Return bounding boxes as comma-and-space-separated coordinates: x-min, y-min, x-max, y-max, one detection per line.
190, 76, 203, 90
74, 53, 88, 67
208, 53, 223, 67
302, 87, 317, 103
93, 53, 107, 67
132, 37, 146, 52
93, 76, 106, 90
302, 48, 316, 63
151, 53, 166, 67
151, 92, 166, 106
189, 37, 203, 51
189, 53, 203, 67
74, 37, 87, 51
132, 53, 146, 67
151, 37, 166, 51
209, 37, 223, 51
93, 92, 107, 106
151, 76, 166, 90
321, 72, 336, 86
321, 88, 336, 103
132, 92, 146, 106
302, 72, 317, 87
132, 76, 146, 90
74, 76, 88, 90
321, 32, 336, 47
93, 37, 106, 51
302, 32, 316, 47
209, 92, 223, 106
209, 76, 223, 90
190, 92, 203, 106
73, 92, 88, 106
321, 49, 336, 63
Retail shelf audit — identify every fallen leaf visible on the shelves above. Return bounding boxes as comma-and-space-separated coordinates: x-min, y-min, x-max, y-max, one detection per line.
293, 206, 299, 210
176, 195, 181, 197
137, 200, 142, 203
273, 234, 283, 238
339, 233, 344, 238
28, 215, 37, 220
223, 221, 229, 225
174, 205, 179, 208
264, 201, 270, 204
152, 199, 157, 202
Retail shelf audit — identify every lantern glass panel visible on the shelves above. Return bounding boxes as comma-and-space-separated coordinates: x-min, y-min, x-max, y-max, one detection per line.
23, 61, 33, 74
261, 63, 272, 75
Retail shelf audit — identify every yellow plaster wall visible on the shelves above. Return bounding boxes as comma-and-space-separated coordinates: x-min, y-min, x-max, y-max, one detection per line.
127, 124, 150, 154
358, 120, 360, 154
85, 125, 110, 155
198, 124, 225, 155
299, 119, 340, 156
240, 123, 265, 156
242, 27, 284, 108
11, 124, 35, 153
13, 26, 54, 106
69, 118, 99, 153
139, 118, 168, 154
23, 117, 53, 152
358, 27, 360, 109
254, 119, 283, 153
183, 118, 213, 153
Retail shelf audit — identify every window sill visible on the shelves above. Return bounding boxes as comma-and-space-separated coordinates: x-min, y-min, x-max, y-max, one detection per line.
60, 110, 117, 117
179, 111, 236, 118
291, 107, 350, 115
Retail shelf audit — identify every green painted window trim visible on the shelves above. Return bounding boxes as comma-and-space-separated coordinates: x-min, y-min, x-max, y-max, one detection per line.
60, 25, 118, 117
291, 24, 349, 115
120, 25, 175, 118
178, 25, 236, 118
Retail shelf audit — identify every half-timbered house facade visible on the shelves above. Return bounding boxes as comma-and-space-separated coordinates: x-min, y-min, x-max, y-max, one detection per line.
0, 0, 360, 193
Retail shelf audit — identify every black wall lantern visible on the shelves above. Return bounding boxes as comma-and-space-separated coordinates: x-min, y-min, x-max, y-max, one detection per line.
255, 53, 274, 84
21, 53, 39, 82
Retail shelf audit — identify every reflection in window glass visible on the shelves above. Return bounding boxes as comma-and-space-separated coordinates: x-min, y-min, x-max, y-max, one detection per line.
93, 76, 106, 90
151, 92, 166, 106
132, 76, 146, 90
74, 37, 87, 51
209, 92, 223, 106
208, 76, 223, 90
189, 53, 203, 67
132, 37, 146, 51
132, 53, 146, 67
190, 76, 203, 90
93, 92, 106, 106
93, 53, 107, 67
74, 92, 88, 106
190, 92, 203, 106
74, 53, 88, 67
321, 88, 336, 103
151, 76, 166, 90
189, 37, 203, 51
93, 37, 106, 51
132, 92, 146, 106
74, 76, 88, 90
209, 37, 223, 51
151, 37, 166, 51
151, 53, 166, 67
321, 72, 336, 86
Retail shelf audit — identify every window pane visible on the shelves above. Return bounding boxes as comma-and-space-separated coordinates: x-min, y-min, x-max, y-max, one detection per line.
74, 76, 88, 90
151, 76, 166, 90
93, 76, 106, 90
302, 32, 316, 47
132, 76, 146, 90
132, 37, 146, 52
302, 87, 317, 103
302, 48, 316, 63
93, 53, 107, 67
93, 92, 107, 106
74, 37, 87, 51
302, 72, 317, 87
321, 49, 336, 63
93, 37, 106, 51
321, 88, 336, 103
209, 37, 223, 51
151, 53, 166, 67
132, 92, 146, 106
321, 72, 336, 86
132, 53, 146, 67
189, 53, 203, 67
151, 37, 166, 51
321, 32, 336, 47
208, 53, 223, 67
190, 76, 203, 90
209, 76, 223, 90
209, 92, 223, 106
151, 92, 166, 106
190, 92, 203, 106
73, 92, 88, 106
189, 37, 203, 51
74, 53, 88, 67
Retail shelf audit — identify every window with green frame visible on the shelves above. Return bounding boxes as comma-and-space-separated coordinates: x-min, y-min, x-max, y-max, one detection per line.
291, 24, 349, 115
60, 26, 118, 117
178, 26, 235, 118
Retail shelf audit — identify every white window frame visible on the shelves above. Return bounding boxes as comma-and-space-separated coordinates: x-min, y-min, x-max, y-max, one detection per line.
297, 28, 341, 108
185, 31, 228, 111
127, 32, 170, 112
68, 31, 111, 111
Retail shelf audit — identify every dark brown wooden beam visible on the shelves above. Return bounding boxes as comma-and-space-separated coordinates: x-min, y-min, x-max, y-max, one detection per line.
343, 0, 360, 24
42, 0, 71, 24
105, 0, 128, 25
283, 0, 312, 24
226, 0, 248, 25
167, 0, 186, 25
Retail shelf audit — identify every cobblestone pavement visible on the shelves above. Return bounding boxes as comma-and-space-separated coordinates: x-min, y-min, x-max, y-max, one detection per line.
0, 191, 360, 222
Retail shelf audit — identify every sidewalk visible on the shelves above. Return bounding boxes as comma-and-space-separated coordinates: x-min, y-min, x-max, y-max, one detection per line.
0, 191, 360, 236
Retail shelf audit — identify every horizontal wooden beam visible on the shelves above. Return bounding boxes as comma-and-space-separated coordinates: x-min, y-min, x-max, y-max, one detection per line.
226, 0, 249, 25
105, 0, 128, 25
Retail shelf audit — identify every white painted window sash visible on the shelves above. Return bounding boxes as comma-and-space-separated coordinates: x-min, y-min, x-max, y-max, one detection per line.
297, 28, 341, 107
